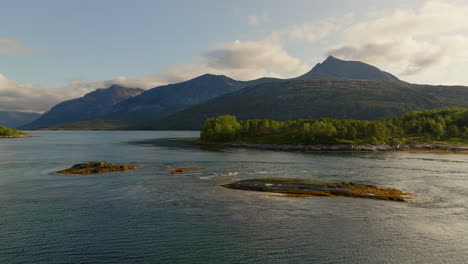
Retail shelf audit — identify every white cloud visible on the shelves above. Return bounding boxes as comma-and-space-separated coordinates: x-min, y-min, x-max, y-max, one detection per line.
248, 11, 268, 25
0, 74, 91, 112
93, 36, 310, 90
249, 15, 259, 25
286, 20, 337, 43
327, 1, 468, 77
5, 33, 310, 113
200, 37, 309, 77
0, 37, 34, 54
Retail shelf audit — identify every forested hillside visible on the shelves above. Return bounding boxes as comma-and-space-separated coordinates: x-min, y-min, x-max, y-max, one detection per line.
143, 79, 468, 130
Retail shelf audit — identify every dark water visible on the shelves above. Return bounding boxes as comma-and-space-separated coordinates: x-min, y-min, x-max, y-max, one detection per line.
0, 131, 467, 264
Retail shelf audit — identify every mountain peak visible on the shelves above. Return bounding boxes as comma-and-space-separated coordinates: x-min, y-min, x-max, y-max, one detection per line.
324, 55, 339, 62
300, 56, 404, 83
192, 73, 231, 82
85, 85, 144, 99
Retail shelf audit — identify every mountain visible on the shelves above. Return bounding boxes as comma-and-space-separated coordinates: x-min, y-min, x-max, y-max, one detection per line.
139, 78, 468, 130
22, 85, 144, 129
299, 56, 404, 83
105, 74, 280, 123
0, 111, 41, 128
23, 57, 466, 131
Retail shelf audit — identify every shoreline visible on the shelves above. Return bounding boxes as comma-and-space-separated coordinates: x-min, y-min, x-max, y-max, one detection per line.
0, 135, 38, 139
192, 141, 468, 153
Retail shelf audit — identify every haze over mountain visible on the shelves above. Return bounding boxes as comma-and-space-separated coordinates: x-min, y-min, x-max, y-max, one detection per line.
0, 111, 41, 128
23, 85, 144, 129
299, 56, 404, 83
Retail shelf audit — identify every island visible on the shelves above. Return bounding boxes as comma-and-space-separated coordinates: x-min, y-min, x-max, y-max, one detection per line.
0, 124, 30, 138
221, 178, 410, 202
169, 167, 205, 174
57, 161, 139, 174
198, 108, 468, 152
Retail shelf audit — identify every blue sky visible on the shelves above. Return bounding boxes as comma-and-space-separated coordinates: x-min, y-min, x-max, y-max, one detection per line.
1, 0, 468, 112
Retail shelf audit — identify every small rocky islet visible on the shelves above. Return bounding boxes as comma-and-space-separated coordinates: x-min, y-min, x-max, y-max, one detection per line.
169, 167, 205, 174
57, 161, 139, 174
221, 178, 410, 202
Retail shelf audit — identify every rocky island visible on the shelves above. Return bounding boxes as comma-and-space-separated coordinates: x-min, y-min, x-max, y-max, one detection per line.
57, 161, 139, 174
221, 178, 410, 202
169, 167, 205, 174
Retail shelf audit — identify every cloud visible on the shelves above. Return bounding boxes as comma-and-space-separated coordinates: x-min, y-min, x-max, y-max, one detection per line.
200, 37, 309, 78
0, 37, 34, 54
0, 74, 91, 112
249, 15, 260, 25
90, 36, 310, 90
248, 11, 268, 25
286, 20, 337, 43
9, 33, 310, 112
327, 1, 468, 76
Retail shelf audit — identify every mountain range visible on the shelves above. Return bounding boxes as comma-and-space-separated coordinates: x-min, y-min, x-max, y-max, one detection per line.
105, 74, 279, 123
0, 111, 41, 128
23, 85, 144, 129
18, 56, 468, 130
143, 79, 468, 130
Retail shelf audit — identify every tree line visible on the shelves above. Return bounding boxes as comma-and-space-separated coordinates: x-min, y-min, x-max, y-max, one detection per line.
200, 108, 468, 145
0, 125, 27, 137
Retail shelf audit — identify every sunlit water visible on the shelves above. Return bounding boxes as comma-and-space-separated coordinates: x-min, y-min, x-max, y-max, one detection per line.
0, 131, 467, 264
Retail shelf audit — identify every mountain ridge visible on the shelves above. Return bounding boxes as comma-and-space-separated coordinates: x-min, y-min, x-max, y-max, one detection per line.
81, 74, 281, 124
0, 111, 41, 128
22, 85, 144, 129
138, 78, 468, 130
24, 56, 463, 130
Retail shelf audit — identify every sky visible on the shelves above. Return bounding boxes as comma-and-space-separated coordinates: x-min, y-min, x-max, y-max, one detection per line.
1, 0, 468, 112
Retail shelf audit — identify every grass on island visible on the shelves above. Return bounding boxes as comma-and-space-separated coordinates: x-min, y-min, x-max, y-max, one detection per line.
0, 124, 28, 137
57, 161, 139, 174
200, 108, 468, 146
252, 178, 350, 186
221, 177, 410, 202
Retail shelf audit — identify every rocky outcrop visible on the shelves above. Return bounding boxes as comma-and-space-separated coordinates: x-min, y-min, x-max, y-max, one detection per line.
57, 161, 139, 174
221, 178, 410, 202
169, 167, 205, 174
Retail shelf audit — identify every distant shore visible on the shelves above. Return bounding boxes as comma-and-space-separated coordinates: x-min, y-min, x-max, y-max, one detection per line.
0, 135, 38, 139
194, 141, 468, 153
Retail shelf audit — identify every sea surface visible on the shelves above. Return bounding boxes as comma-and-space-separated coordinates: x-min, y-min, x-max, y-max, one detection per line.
0, 131, 467, 264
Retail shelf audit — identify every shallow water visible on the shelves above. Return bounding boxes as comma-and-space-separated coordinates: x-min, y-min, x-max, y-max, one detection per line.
0, 131, 467, 263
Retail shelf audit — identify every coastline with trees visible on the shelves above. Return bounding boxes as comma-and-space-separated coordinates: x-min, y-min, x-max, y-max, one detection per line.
0, 124, 30, 138
198, 108, 468, 152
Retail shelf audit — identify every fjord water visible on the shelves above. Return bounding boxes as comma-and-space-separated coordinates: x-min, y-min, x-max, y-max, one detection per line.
0, 131, 467, 264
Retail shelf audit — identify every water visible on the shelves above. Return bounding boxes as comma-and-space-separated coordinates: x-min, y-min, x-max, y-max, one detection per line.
0, 131, 467, 264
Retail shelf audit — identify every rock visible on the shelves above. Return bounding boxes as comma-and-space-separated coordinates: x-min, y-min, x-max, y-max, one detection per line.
57, 161, 139, 174
221, 178, 410, 202
169, 167, 205, 174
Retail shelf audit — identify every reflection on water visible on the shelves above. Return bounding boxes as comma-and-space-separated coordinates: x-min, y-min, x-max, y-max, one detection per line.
0, 131, 467, 263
